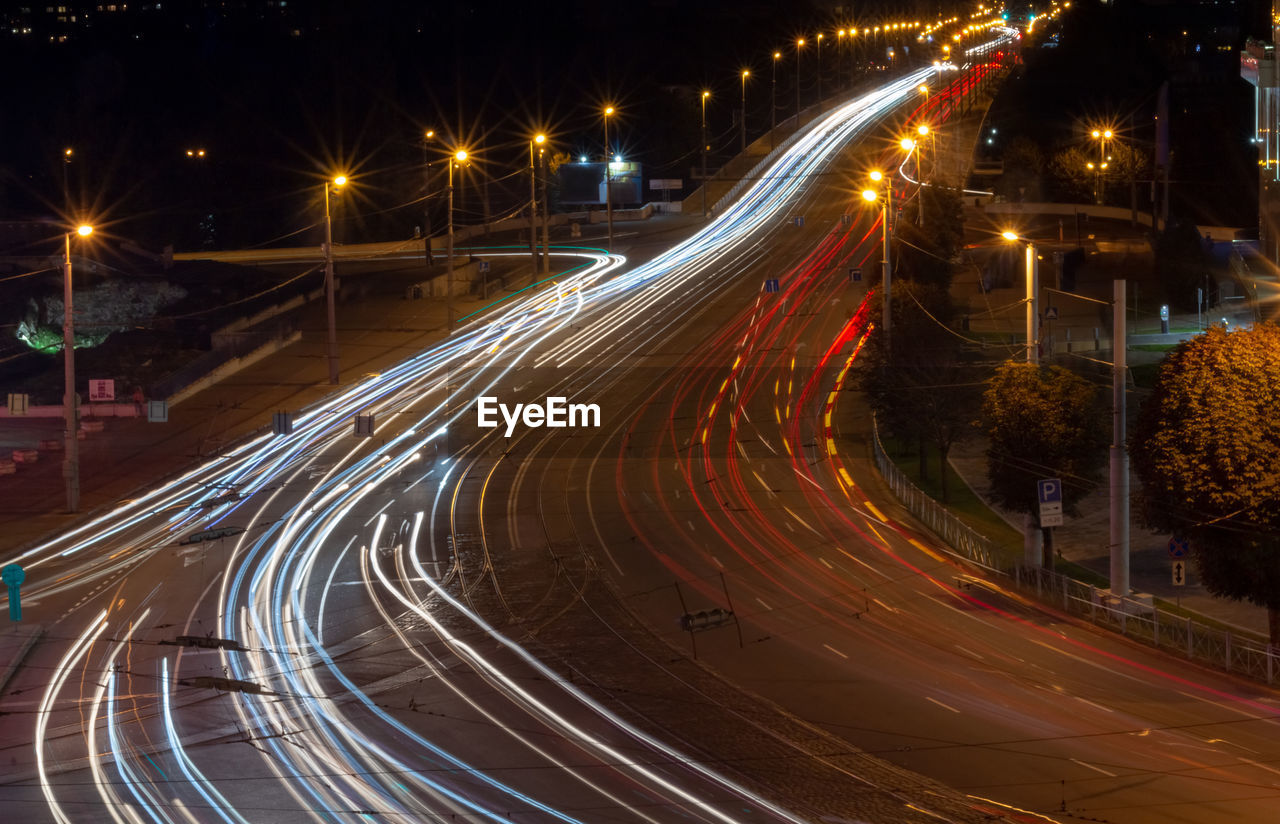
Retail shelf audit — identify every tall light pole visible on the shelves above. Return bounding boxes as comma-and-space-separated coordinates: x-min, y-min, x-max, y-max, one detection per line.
539, 143, 550, 275
863, 171, 893, 356
603, 105, 615, 253
795, 38, 804, 126
816, 32, 824, 105
916, 123, 931, 229
1001, 232, 1040, 364
322, 175, 346, 385
422, 130, 435, 267
740, 70, 749, 154
446, 149, 468, 333
1092, 128, 1113, 204
529, 133, 546, 273
837, 30, 845, 90
701, 90, 710, 218
771, 51, 780, 147
62, 224, 92, 513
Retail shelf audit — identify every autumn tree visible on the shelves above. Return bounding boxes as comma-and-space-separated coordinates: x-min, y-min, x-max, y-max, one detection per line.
982, 361, 1108, 566
1130, 324, 1280, 644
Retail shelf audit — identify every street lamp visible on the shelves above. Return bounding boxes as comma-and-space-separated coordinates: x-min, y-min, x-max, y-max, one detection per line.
816, 32, 824, 105
771, 51, 781, 147
62, 223, 93, 513
446, 149, 468, 333
421, 130, 436, 266
701, 90, 710, 218
603, 106, 615, 252
322, 175, 346, 385
1091, 128, 1113, 204
740, 70, 750, 154
529, 133, 546, 274
1001, 231, 1040, 364
795, 38, 804, 126
862, 171, 893, 353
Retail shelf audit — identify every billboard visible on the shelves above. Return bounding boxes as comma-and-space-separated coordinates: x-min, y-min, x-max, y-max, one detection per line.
558, 161, 643, 206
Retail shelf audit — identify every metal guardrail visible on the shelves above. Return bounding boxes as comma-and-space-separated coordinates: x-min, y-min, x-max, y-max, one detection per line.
1013, 565, 1278, 685
869, 415, 999, 571
869, 415, 1279, 684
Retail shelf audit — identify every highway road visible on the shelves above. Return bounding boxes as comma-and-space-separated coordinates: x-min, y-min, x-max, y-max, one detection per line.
6, 30, 1280, 824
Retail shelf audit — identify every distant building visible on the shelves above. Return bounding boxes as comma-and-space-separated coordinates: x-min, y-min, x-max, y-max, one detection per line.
1244, 24, 1280, 262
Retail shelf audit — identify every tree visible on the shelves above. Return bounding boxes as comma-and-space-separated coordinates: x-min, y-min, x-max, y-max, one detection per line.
982, 361, 1107, 566
1130, 324, 1280, 644
861, 280, 979, 501
996, 136, 1046, 202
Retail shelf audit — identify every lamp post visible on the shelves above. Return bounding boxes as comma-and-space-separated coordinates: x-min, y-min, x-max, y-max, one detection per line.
795, 38, 804, 126
837, 30, 845, 90
603, 106, 615, 252
539, 144, 550, 275
62, 224, 92, 513
1091, 128, 1112, 204
422, 130, 435, 266
816, 32, 824, 105
740, 70, 749, 154
701, 90, 710, 218
446, 149, 468, 333
1001, 232, 1040, 365
771, 51, 780, 147
529, 133, 546, 273
862, 171, 893, 355
323, 175, 346, 385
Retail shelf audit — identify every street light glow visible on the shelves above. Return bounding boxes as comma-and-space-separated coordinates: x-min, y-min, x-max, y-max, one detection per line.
534, 133, 546, 145
1001, 231, 1019, 241
76, 225, 93, 237
333, 175, 347, 187
604, 105, 615, 116
900, 137, 916, 151
454, 150, 467, 162
861, 189, 878, 202
917, 125, 929, 136
869, 170, 884, 182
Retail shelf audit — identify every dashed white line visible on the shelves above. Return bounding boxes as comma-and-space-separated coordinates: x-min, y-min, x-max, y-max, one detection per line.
926, 696, 960, 714
1070, 758, 1117, 778
822, 643, 849, 659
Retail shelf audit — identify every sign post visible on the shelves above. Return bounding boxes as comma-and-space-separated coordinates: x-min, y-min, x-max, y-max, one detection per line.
1037, 478, 1063, 527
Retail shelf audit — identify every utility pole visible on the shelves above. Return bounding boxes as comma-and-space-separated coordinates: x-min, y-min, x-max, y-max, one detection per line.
1110, 279, 1130, 597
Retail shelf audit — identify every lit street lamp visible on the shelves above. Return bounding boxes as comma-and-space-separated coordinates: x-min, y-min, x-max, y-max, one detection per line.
1091, 128, 1113, 204
701, 90, 710, 218
740, 69, 750, 154
603, 106, 615, 252
1001, 231, 1040, 364
62, 223, 93, 513
421, 129, 435, 266
862, 171, 893, 353
816, 32, 824, 105
446, 149, 468, 333
771, 51, 781, 147
795, 38, 804, 126
529, 133, 546, 275
323, 175, 346, 384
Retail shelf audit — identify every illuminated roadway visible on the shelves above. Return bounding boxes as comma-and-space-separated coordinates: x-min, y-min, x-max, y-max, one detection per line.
5, 32, 1280, 824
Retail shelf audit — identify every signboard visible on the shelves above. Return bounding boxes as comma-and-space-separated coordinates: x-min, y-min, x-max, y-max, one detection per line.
478, 261, 490, 274
354, 414, 375, 437
1168, 535, 1189, 558
648, 179, 683, 190
148, 400, 169, 423
1043, 306, 1058, 320
7, 393, 28, 416
1172, 559, 1187, 586
88, 379, 115, 402
764, 279, 780, 293
272, 411, 293, 436
849, 267, 862, 283
1037, 478, 1064, 527
793, 216, 805, 227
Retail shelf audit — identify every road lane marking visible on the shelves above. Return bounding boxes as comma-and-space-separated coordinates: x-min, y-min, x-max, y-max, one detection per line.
822, 643, 849, 659
819, 557, 833, 569
756, 597, 771, 610
1074, 696, 1115, 714
1070, 758, 1117, 778
926, 696, 960, 713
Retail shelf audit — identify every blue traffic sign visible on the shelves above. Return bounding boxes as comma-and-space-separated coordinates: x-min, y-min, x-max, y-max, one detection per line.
1037, 478, 1062, 504
1169, 535, 1189, 558
764, 278, 780, 293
